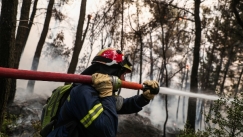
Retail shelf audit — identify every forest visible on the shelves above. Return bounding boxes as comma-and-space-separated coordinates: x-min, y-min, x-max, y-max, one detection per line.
0, 0, 243, 136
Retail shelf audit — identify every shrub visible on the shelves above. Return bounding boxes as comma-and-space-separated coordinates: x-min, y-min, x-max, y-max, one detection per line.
179, 93, 243, 137
204, 94, 243, 137
0, 112, 17, 137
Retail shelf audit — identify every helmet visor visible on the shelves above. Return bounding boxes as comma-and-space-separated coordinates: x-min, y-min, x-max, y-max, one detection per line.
119, 54, 132, 72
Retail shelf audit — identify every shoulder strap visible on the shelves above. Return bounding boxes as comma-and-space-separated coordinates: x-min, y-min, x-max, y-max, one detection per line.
53, 84, 78, 128
40, 84, 74, 137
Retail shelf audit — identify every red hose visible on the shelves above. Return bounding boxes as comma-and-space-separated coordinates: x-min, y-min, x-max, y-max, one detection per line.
0, 67, 143, 90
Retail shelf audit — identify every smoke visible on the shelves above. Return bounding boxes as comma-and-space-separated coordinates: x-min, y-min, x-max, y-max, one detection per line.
18, 38, 68, 98
120, 88, 188, 132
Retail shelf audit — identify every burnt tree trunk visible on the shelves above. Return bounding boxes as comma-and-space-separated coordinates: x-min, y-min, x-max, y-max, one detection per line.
186, 0, 201, 130
220, 45, 234, 95
0, 0, 18, 131
202, 43, 216, 93
149, 31, 154, 80
8, 0, 32, 104
66, 0, 87, 79
23, 0, 39, 54
120, 0, 124, 51
27, 0, 55, 93
235, 67, 243, 96
176, 62, 187, 121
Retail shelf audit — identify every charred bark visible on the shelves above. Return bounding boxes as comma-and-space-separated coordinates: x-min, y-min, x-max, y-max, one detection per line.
149, 31, 154, 80
66, 0, 87, 79
23, 0, 39, 53
8, 0, 32, 104
186, 0, 201, 130
220, 45, 234, 95
0, 0, 18, 131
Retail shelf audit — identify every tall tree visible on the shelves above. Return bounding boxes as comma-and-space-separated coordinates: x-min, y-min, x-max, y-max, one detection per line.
186, 0, 201, 130
23, 0, 39, 53
0, 0, 18, 131
8, 0, 32, 104
27, 0, 55, 92
65, 0, 87, 79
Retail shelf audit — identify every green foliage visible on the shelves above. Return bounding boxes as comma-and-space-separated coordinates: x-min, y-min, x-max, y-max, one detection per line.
32, 120, 42, 137
178, 123, 209, 137
204, 94, 243, 137
0, 112, 17, 137
0, 112, 42, 137
180, 93, 243, 137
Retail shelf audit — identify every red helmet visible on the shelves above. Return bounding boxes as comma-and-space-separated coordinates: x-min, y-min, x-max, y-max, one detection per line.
92, 48, 132, 73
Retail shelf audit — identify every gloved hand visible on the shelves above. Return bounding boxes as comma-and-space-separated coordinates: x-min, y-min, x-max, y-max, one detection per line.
142, 80, 159, 100
92, 73, 113, 98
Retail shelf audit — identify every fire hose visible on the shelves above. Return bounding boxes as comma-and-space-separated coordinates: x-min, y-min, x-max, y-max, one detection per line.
0, 67, 221, 100
0, 67, 144, 90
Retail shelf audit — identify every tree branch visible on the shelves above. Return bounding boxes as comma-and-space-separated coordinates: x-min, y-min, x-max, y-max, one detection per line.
231, 0, 243, 29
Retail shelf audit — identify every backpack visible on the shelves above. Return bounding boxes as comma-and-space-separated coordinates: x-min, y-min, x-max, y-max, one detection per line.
40, 84, 73, 137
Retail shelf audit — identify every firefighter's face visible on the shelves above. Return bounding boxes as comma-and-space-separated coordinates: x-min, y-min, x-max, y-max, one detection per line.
120, 73, 126, 81
120, 74, 125, 81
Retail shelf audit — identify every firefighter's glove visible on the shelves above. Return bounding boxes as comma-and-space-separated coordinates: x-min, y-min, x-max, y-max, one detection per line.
92, 73, 113, 98
142, 80, 159, 100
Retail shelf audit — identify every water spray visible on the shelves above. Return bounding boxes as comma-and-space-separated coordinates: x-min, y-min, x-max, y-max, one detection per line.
0, 67, 219, 100
159, 87, 218, 100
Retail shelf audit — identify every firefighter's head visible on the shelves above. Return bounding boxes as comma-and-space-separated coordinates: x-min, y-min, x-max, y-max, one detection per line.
91, 48, 132, 80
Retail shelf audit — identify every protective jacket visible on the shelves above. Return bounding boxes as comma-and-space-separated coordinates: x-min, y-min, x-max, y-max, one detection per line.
47, 83, 150, 137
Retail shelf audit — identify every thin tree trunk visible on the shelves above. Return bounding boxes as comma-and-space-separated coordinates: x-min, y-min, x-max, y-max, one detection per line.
120, 0, 124, 51
153, 2, 169, 135
80, 16, 91, 48
207, 100, 215, 128
203, 43, 216, 92
162, 29, 169, 137
130, 44, 138, 81
183, 68, 189, 123
149, 31, 154, 80
65, 4, 89, 85
22, 0, 39, 54
186, 0, 201, 130
86, 15, 97, 68
235, 67, 243, 96
66, 0, 87, 77
136, 0, 142, 97
138, 32, 143, 93
220, 45, 234, 95
0, 0, 18, 130
176, 67, 186, 121
118, 2, 124, 96
27, 0, 55, 93
214, 48, 224, 91
8, 0, 32, 104
199, 100, 204, 129
158, 62, 164, 83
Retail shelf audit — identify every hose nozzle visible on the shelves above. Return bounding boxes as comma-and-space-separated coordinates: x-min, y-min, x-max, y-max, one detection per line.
110, 76, 122, 90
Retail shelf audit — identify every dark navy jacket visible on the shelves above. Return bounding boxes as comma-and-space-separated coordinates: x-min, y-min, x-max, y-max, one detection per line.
47, 84, 150, 137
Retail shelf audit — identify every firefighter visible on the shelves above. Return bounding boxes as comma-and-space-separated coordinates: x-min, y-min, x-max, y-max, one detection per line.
47, 48, 159, 137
